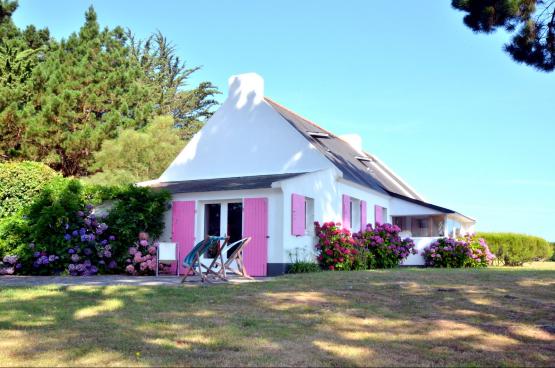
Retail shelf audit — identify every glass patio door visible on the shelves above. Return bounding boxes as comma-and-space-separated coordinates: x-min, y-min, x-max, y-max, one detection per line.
200, 201, 243, 267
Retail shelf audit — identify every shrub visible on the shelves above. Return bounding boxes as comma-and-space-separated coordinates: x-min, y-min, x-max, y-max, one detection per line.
423, 235, 494, 268
287, 248, 320, 274
0, 176, 168, 275
314, 222, 361, 270
0, 161, 60, 219
104, 185, 170, 263
0, 178, 87, 272
354, 223, 416, 269
0, 255, 21, 275
124, 232, 158, 275
551, 243, 555, 261
477, 232, 553, 266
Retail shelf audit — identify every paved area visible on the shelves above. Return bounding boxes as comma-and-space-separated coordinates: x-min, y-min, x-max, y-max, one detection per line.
0, 275, 271, 287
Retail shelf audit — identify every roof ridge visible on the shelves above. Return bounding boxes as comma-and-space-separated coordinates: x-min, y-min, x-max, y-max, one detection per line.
264, 96, 339, 138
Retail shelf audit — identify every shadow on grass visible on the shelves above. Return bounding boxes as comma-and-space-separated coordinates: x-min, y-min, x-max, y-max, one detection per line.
0, 267, 554, 366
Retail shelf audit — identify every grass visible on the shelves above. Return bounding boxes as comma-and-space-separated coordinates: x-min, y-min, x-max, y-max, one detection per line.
0, 263, 554, 367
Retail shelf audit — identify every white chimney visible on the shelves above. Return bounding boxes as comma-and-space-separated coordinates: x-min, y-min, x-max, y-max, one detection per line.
227, 72, 264, 108
339, 133, 364, 154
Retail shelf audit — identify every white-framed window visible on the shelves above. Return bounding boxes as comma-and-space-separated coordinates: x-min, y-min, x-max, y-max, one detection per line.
305, 197, 315, 235
350, 198, 361, 231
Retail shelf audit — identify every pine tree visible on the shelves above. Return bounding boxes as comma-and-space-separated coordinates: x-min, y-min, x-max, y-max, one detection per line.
452, 0, 555, 71
0, 3, 219, 176
19, 7, 155, 176
128, 31, 219, 140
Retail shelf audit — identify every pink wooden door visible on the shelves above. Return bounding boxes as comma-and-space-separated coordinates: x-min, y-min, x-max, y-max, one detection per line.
172, 200, 195, 275
243, 197, 268, 276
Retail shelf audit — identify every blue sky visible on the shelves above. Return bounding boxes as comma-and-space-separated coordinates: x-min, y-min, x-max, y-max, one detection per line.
14, 0, 555, 240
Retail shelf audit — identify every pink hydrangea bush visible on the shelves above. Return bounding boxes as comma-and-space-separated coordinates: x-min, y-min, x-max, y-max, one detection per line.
314, 221, 365, 270
423, 235, 494, 268
125, 232, 158, 275
354, 223, 417, 268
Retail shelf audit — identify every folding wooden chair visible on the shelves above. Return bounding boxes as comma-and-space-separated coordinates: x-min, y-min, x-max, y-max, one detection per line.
181, 236, 223, 283
201, 236, 230, 282
206, 237, 252, 280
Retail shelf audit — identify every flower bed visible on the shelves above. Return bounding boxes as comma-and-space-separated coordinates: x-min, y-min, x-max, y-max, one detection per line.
315, 221, 416, 270
125, 232, 158, 275
423, 235, 494, 268
314, 222, 363, 270
354, 223, 417, 269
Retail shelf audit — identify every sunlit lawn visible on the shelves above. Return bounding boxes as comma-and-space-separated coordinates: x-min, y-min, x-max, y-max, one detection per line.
0, 263, 554, 367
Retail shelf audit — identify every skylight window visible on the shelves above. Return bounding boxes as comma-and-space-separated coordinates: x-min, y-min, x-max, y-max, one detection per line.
355, 155, 372, 162
307, 131, 329, 138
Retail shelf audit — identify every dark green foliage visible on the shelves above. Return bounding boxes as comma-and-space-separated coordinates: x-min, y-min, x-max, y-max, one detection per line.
0, 177, 86, 273
0, 2, 218, 177
477, 232, 553, 265
105, 185, 170, 256
0, 161, 60, 219
128, 31, 219, 141
0, 172, 169, 274
288, 261, 320, 274
286, 247, 320, 273
551, 243, 555, 261
452, 0, 555, 71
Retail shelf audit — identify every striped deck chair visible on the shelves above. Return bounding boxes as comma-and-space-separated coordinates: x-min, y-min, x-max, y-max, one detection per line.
206, 237, 252, 280
181, 236, 225, 283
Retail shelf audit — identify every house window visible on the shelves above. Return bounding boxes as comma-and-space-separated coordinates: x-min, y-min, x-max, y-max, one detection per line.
374, 205, 388, 225
305, 197, 315, 235
392, 215, 445, 237
350, 198, 361, 231
292, 193, 314, 236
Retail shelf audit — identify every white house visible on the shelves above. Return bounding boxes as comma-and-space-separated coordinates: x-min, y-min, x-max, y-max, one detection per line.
146, 73, 475, 276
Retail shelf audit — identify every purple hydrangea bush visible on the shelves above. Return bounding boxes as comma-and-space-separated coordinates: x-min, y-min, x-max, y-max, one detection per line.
354, 223, 417, 268
423, 234, 495, 268
62, 205, 119, 276
0, 255, 22, 275
125, 232, 158, 275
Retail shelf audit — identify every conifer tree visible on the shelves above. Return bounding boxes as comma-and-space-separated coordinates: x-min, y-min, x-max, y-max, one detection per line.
0, 2, 219, 176
453, 0, 555, 71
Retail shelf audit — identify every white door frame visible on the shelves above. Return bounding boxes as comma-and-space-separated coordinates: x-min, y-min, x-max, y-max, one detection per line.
198, 199, 243, 266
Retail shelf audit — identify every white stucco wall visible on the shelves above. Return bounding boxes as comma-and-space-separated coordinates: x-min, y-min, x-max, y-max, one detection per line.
159, 73, 332, 182
390, 197, 444, 216
273, 172, 394, 263
275, 169, 339, 263
401, 237, 439, 266
336, 179, 392, 229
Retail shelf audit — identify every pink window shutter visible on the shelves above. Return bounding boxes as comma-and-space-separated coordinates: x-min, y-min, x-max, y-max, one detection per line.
374, 205, 383, 226
360, 200, 367, 230
243, 198, 268, 277
171, 200, 195, 275
291, 193, 306, 236
342, 194, 351, 229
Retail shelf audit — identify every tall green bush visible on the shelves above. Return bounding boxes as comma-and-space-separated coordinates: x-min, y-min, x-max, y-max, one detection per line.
0, 161, 60, 219
104, 185, 170, 258
477, 232, 553, 266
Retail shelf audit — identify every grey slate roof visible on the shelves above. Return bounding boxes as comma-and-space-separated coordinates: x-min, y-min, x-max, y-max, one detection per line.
265, 97, 422, 199
264, 97, 471, 218
151, 173, 305, 194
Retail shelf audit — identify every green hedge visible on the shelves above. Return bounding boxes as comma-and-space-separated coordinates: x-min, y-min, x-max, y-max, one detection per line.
476, 232, 553, 266
0, 161, 60, 219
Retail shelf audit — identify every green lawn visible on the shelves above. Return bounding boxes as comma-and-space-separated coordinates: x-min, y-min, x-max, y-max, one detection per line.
1, 263, 554, 367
